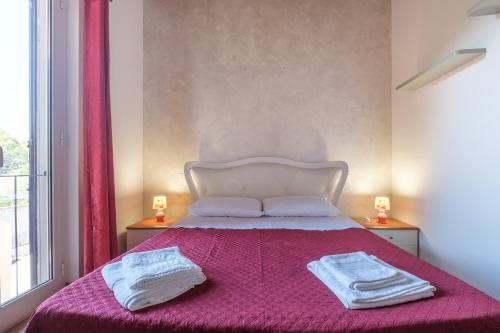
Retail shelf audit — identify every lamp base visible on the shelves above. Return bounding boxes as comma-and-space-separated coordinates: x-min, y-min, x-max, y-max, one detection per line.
376, 210, 387, 224
155, 211, 165, 222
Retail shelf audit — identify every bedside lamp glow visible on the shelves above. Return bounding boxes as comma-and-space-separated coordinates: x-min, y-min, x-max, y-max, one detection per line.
374, 196, 390, 223
152, 196, 167, 222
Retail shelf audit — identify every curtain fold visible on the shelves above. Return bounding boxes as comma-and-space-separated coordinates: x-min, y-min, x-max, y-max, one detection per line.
83, 0, 118, 275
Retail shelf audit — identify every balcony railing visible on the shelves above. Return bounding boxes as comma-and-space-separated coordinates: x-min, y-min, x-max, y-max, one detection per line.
0, 174, 40, 304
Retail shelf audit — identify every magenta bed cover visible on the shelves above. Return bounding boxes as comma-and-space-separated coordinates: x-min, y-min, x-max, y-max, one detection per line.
27, 227, 500, 333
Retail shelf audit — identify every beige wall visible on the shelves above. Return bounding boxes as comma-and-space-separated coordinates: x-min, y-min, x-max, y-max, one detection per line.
62, 0, 82, 281
110, 0, 144, 252
392, 0, 500, 299
143, 0, 392, 217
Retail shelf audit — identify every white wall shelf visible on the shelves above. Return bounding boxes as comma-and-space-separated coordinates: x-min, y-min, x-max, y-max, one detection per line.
467, 0, 500, 17
396, 48, 486, 91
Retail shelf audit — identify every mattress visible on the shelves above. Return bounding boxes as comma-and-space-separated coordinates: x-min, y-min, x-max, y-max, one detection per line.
172, 214, 363, 230
26, 227, 500, 333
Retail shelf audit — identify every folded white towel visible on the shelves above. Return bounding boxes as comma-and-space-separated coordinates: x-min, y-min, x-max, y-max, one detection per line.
102, 261, 206, 311
308, 255, 435, 309
320, 251, 407, 291
122, 246, 203, 290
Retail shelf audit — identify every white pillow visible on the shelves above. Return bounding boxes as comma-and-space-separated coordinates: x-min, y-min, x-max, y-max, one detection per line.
263, 196, 340, 217
188, 196, 263, 217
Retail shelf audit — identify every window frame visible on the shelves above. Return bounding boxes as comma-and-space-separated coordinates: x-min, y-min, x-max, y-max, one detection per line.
0, 0, 71, 330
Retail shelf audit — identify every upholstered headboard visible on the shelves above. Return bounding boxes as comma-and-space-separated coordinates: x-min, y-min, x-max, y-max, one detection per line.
184, 157, 348, 205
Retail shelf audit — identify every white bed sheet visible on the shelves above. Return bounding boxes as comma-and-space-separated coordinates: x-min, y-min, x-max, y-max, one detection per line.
172, 215, 363, 231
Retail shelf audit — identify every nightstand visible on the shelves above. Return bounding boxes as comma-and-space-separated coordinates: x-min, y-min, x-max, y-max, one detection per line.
353, 217, 419, 257
126, 217, 179, 250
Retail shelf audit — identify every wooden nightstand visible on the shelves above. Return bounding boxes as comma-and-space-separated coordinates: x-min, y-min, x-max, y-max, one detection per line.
353, 217, 420, 257
126, 217, 179, 250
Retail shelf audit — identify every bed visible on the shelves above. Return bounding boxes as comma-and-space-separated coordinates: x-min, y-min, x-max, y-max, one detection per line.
26, 157, 500, 333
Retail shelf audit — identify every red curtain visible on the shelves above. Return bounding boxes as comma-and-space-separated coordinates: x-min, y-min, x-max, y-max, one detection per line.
83, 0, 118, 274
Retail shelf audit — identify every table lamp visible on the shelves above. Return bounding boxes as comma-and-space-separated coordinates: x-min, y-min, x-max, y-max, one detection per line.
152, 195, 167, 222
374, 196, 390, 223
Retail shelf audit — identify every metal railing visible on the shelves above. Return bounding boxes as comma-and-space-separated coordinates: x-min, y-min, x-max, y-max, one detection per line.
0, 174, 30, 298
0, 173, 45, 302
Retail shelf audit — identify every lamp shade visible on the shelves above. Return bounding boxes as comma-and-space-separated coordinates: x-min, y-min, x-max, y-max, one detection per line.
152, 195, 167, 210
374, 196, 390, 210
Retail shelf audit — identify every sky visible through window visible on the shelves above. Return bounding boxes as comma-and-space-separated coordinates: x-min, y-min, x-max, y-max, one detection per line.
0, 1, 30, 142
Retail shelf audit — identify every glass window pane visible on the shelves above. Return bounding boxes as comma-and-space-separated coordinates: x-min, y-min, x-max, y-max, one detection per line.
0, 0, 51, 305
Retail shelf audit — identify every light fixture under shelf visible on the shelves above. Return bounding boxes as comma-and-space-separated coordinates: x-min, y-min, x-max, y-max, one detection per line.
467, 0, 500, 17
396, 48, 486, 91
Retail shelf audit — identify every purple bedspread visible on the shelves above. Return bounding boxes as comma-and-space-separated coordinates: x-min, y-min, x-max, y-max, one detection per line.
26, 228, 500, 333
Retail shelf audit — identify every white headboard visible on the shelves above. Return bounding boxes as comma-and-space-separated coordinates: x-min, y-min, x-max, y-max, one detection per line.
184, 157, 348, 205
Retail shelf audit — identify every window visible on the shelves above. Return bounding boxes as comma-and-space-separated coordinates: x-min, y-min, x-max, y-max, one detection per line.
0, 0, 51, 306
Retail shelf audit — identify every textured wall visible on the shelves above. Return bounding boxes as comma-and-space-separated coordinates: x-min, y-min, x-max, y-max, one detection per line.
110, 0, 144, 252
392, 0, 500, 299
143, 0, 391, 217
